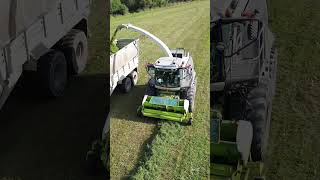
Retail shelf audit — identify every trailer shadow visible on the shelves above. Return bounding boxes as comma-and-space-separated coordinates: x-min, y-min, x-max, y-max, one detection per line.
110, 84, 159, 125
0, 72, 108, 180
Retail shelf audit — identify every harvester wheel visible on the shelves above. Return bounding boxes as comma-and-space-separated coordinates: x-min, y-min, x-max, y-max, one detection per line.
61, 29, 88, 75
187, 118, 193, 125
246, 87, 271, 161
137, 106, 143, 117
187, 78, 197, 112
145, 84, 156, 96
38, 50, 67, 97
120, 77, 132, 93
270, 45, 277, 97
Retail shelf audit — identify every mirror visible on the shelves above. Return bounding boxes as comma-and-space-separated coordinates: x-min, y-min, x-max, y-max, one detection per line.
146, 64, 155, 77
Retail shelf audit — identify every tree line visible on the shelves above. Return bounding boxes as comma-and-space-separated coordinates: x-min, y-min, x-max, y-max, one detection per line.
111, 0, 196, 15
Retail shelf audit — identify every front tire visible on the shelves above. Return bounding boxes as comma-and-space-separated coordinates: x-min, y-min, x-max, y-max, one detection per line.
187, 78, 197, 112
38, 50, 67, 97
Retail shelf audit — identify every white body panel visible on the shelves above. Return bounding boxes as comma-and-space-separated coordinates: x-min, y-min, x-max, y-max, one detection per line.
110, 39, 139, 96
117, 24, 172, 58
0, 0, 90, 109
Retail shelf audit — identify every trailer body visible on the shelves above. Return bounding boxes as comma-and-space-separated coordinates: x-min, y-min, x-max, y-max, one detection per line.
110, 39, 139, 95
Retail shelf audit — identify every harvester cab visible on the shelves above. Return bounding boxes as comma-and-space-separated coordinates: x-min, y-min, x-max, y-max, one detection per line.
113, 24, 196, 125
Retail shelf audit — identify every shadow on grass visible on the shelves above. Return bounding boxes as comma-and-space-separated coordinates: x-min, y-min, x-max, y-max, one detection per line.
110, 84, 159, 125
111, 84, 164, 179
0, 72, 108, 180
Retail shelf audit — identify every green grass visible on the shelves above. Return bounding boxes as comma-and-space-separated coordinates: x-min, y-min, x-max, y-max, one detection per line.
110, 1, 210, 179
266, 0, 320, 179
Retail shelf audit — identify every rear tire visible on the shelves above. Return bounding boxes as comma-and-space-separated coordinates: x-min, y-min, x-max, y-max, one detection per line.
245, 87, 271, 161
120, 77, 132, 93
61, 29, 88, 75
38, 50, 67, 97
187, 78, 197, 112
187, 118, 193, 125
269, 45, 277, 97
131, 71, 138, 86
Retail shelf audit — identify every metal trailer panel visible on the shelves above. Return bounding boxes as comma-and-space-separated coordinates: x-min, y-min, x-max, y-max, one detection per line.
0, 0, 90, 110
110, 39, 139, 95
0, 0, 60, 49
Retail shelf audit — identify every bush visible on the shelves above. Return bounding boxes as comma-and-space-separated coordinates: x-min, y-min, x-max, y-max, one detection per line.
111, 0, 128, 15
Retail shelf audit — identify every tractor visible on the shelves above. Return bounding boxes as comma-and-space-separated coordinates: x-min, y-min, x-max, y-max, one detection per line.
210, 0, 277, 179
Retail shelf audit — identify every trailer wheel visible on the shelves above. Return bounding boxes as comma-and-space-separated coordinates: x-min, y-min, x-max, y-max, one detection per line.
245, 87, 271, 161
62, 29, 88, 75
131, 71, 138, 86
38, 50, 67, 97
120, 77, 132, 93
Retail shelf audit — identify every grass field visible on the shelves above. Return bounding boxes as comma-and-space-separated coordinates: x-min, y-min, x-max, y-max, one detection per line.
110, 1, 210, 179
266, 0, 320, 179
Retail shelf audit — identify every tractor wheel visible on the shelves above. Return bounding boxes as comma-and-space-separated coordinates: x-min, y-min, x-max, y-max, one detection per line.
120, 77, 132, 93
61, 29, 88, 75
187, 78, 197, 112
38, 50, 67, 97
245, 87, 271, 161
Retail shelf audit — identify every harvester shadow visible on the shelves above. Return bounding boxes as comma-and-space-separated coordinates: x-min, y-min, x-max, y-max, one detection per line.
0, 71, 108, 180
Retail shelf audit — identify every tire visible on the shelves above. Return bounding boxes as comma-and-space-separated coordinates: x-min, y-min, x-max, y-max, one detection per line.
38, 50, 67, 97
187, 118, 193, 125
137, 106, 143, 117
269, 45, 277, 97
131, 71, 138, 86
120, 77, 132, 93
145, 83, 156, 96
61, 29, 88, 75
187, 78, 197, 112
245, 87, 271, 161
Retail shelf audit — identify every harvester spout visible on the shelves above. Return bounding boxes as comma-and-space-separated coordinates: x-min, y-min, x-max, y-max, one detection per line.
118, 23, 173, 58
